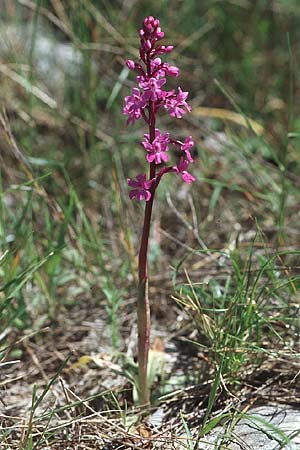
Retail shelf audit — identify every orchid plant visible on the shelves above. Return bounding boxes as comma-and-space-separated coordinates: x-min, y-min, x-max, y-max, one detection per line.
123, 16, 195, 405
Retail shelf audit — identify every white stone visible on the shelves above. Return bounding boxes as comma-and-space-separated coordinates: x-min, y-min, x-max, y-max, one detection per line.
201, 406, 300, 449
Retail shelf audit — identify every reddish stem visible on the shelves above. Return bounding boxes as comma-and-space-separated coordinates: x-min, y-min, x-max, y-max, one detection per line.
137, 62, 156, 405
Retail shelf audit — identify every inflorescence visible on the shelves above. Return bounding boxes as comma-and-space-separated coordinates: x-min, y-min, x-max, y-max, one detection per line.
123, 15, 196, 202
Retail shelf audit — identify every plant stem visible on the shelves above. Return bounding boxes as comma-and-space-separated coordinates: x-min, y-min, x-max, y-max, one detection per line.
137, 96, 156, 406
137, 188, 154, 406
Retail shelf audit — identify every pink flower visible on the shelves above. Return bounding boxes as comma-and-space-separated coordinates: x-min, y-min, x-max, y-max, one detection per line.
142, 129, 170, 164
165, 87, 191, 118
174, 157, 196, 184
127, 174, 155, 201
180, 136, 194, 163
150, 58, 166, 78
165, 65, 179, 77
139, 77, 166, 101
123, 88, 147, 125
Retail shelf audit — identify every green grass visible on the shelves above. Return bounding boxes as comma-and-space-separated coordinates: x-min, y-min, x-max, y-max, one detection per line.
0, 0, 300, 448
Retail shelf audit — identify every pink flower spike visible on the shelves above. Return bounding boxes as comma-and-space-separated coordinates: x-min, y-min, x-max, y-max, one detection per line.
127, 174, 155, 201
174, 157, 196, 184
123, 15, 196, 406
181, 136, 194, 163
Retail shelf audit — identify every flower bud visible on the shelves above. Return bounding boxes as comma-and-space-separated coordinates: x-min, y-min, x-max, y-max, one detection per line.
143, 40, 152, 50
126, 60, 135, 70
155, 27, 164, 39
166, 65, 179, 76
156, 31, 164, 39
155, 45, 174, 55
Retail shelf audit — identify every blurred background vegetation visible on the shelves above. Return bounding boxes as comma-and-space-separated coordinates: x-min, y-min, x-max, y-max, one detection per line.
0, 0, 299, 365
1, 3, 300, 447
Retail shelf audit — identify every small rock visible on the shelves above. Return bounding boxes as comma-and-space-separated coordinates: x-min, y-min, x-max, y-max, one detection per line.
202, 405, 300, 449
